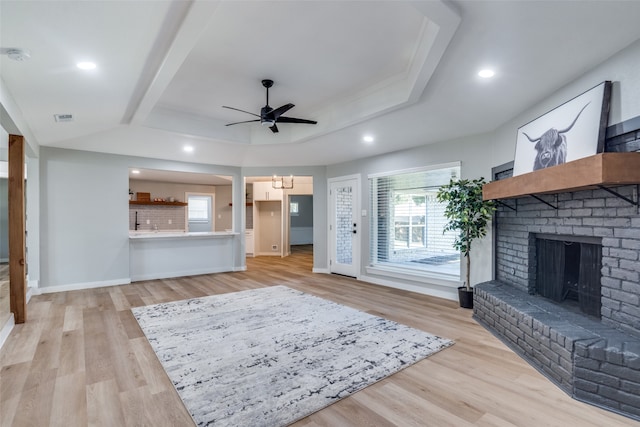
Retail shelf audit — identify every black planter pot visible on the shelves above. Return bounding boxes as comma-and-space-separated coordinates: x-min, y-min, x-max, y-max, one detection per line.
457, 286, 474, 309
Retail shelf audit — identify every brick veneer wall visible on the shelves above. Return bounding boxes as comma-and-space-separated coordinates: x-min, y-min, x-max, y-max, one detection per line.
475, 183, 640, 420
494, 184, 640, 336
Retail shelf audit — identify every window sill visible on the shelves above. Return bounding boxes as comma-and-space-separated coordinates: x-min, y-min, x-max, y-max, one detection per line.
361, 264, 461, 301
365, 264, 461, 288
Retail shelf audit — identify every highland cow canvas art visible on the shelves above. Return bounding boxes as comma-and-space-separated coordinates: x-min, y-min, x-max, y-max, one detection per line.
512, 81, 611, 176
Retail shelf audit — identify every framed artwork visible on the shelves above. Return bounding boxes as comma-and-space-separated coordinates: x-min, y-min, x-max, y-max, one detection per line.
512, 81, 611, 176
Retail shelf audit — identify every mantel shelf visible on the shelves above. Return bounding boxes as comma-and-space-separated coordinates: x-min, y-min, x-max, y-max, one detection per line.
483, 153, 640, 201
129, 201, 187, 206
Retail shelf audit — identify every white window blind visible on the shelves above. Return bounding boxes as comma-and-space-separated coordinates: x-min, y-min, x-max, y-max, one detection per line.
369, 165, 460, 276
188, 196, 210, 222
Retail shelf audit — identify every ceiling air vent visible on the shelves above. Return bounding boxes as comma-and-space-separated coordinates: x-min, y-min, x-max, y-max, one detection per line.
54, 114, 74, 123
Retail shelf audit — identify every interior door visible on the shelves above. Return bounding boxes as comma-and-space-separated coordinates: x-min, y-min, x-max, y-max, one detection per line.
329, 176, 360, 277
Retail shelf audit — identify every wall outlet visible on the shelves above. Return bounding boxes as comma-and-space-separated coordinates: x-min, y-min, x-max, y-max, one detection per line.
146, 219, 150, 224
272, 244, 278, 250
168, 219, 172, 225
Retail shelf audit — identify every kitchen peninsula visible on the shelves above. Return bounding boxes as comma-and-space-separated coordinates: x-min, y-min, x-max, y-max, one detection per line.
129, 230, 239, 281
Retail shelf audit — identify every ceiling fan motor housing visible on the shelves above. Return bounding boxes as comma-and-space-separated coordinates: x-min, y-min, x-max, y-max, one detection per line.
260, 106, 275, 126
223, 79, 317, 133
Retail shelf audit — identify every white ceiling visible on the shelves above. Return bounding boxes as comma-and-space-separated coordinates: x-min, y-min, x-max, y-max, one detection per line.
2, 1, 640, 167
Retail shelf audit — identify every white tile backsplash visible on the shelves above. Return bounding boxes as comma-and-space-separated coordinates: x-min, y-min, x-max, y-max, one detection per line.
129, 205, 186, 231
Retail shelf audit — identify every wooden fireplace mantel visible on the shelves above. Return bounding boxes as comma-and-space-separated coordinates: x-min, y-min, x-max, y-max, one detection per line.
482, 153, 640, 200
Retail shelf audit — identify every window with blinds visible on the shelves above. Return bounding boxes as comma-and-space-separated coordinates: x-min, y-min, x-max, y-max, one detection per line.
187, 196, 210, 222
369, 164, 461, 277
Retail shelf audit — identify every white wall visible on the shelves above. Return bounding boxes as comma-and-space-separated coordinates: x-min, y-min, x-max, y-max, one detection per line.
327, 132, 495, 300
326, 37, 640, 301
490, 38, 640, 166
39, 147, 242, 290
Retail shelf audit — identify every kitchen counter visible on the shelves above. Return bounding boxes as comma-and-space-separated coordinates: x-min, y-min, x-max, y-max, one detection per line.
129, 230, 237, 239
129, 230, 238, 281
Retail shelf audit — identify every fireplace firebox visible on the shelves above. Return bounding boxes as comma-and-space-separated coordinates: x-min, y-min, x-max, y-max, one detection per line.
535, 235, 602, 318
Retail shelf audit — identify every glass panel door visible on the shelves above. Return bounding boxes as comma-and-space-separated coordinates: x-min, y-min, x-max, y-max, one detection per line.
329, 177, 359, 277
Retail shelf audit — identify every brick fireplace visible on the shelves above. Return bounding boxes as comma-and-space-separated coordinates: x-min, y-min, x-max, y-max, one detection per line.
474, 183, 640, 420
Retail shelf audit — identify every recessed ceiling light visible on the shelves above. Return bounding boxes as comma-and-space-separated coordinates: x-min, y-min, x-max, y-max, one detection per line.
183, 145, 194, 153
363, 135, 374, 143
131, 170, 140, 174
76, 61, 96, 70
478, 69, 495, 78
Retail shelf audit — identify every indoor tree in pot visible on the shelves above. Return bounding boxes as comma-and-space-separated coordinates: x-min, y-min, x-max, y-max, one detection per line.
436, 177, 496, 309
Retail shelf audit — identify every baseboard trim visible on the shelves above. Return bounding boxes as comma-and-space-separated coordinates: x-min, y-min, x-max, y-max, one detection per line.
312, 268, 330, 274
233, 266, 247, 272
37, 278, 132, 294
0, 315, 15, 351
130, 268, 233, 282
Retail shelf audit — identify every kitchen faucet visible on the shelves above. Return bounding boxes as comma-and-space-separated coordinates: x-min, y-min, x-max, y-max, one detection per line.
135, 211, 140, 230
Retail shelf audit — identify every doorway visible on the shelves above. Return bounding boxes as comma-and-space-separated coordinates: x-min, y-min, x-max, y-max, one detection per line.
245, 176, 314, 261
328, 175, 360, 278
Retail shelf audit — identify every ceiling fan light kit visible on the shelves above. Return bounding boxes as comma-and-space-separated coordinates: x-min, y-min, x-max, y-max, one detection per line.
223, 79, 317, 133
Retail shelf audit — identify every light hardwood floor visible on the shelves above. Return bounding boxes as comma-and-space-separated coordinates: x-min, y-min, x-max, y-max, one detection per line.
0, 246, 636, 426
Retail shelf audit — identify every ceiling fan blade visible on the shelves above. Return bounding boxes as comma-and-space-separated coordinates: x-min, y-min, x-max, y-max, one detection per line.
222, 106, 261, 117
277, 116, 317, 125
225, 119, 260, 126
269, 123, 279, 133
267, 103, 295, 120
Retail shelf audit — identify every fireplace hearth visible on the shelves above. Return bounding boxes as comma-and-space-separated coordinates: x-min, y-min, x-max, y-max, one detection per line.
474, 281, 640, 420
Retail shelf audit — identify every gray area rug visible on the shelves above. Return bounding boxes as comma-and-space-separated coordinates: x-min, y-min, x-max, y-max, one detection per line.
132, 285, 454, 426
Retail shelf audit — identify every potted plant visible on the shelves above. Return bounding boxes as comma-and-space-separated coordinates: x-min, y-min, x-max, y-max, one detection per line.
436, 177, 496, 308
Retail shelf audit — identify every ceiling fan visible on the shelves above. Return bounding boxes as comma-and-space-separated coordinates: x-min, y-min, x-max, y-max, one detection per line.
223, 79, 317, 133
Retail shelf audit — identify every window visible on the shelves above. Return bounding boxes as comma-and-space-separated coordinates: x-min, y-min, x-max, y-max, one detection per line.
188, 196, 210, 222
369, 164, 460, 277
290, 201, 299, 215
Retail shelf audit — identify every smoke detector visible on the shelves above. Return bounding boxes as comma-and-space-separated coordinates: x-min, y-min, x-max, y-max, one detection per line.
0, 48, 31, 61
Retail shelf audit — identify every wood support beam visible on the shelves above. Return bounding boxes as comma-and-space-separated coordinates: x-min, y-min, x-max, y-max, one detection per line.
483, 153, 640, 200
8, 134, 26, 324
